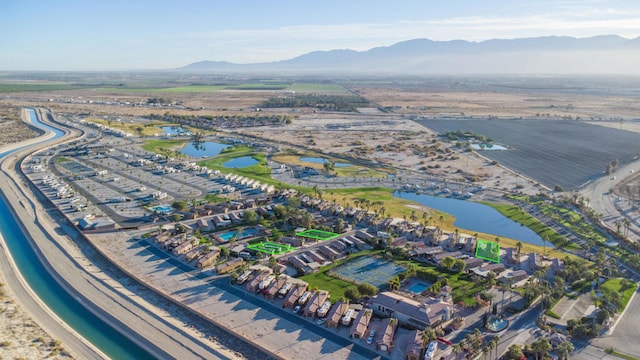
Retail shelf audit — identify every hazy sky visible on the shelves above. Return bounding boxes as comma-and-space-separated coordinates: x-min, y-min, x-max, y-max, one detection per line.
1, 0, 640, 71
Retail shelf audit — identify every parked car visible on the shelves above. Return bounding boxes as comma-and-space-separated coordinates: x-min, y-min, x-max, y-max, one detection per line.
316, 318, 326, 325
366, 330, 376, 344
293, 305, 301, 314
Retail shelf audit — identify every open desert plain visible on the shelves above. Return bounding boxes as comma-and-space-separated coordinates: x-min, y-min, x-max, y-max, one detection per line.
2, 72, 640, 360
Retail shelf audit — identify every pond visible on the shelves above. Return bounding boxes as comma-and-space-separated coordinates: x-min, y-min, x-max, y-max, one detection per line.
180, 141, 229, 158
161, 126, 192, 136
470, 143, 509, 151
300, 157, 353, 167
223, 156, 259, 168
396, 191, 546, 246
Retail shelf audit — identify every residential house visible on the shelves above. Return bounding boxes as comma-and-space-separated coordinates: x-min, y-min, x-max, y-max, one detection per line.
504, 247, 519, 265
350, 309, 372, 339
246, 270, 271, 293
318, 245, 341, 261
197, 248, 221, 269
463, 257, 484, 270
410, 246, 443, 261
283, 284, 308, 308
472, 263, 506, 278
265, 276, 288, 300
212, 214, 232, 228
172, 237, 198, 256
304, 291, 329, 317
529, 252, 543, 270
281, 236, 304, 247
326, 301, 349, 329
404, 330, 423, 360
184, 245, 206, 262
375, 317, 397, 352
550, 257, 565, 275
370, 292, 453, 329
288, 256, 313, 274
214, 257, 243, 273
500, 269, 529, 285
352, 237, 373, 250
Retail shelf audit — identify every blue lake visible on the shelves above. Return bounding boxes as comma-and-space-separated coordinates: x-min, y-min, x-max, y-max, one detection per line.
300, 157, 352, 167
396, 191, 545, 246
180, 141, 229, 157
223, 156, 259, 168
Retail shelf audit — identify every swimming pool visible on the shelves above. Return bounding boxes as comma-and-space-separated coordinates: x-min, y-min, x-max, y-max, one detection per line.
217, 228, 257, 242
407, 282, 431, 294
149, 205, 173, 214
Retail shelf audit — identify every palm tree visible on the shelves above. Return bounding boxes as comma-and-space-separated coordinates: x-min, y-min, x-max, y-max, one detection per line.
556, 340, 574, 360
492, 335, 500, 359
531, 338, 551, 360
422, 328, 437, 349
516, 241, 523, 254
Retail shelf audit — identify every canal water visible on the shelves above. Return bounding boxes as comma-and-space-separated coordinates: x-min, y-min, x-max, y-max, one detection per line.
396, 191, 545, 246
0, 109, 153, 359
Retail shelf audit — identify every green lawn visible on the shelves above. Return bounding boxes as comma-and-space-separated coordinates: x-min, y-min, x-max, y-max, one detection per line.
484, 202, 578, 250
141, 139, 187, 156
600, 278, 638, 312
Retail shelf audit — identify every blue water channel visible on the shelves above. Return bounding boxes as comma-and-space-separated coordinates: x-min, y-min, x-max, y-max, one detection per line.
0, 109, 153, 359
396, 191, 545, 246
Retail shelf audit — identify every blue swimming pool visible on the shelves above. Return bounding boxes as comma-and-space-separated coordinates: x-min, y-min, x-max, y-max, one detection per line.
150, 205, 173, 214
218, 228, 257, 242
407, 282, 431, 294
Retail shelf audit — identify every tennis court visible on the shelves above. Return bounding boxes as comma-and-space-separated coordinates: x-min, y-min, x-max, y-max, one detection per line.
295, 229, 339, 241
246, 241, 296, 255
333, 256, 406, 288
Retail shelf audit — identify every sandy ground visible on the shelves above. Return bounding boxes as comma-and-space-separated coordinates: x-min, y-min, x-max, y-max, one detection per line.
0, 281, 74, 360
236, 113, 541, 194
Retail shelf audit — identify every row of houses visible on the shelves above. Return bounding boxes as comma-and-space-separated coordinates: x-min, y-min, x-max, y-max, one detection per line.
286, 232, 375, 274
152, 232, 224, 269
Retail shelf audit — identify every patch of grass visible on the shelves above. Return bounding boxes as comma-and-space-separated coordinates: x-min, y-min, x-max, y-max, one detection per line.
286, 83, 346, 93
600, 278, 638, 312
198, 145, 275, 185
141, 139, 187, 157
545, 309, 561, 319
55, 156, 70, 163
0, 83, 84, 92
484, 202, 576, 250
611, 351, 640, 360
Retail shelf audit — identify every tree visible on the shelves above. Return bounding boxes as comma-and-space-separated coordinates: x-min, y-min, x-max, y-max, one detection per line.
344, 288, 361, 301
531, 338, 551, 360
441, 256, 456, 270
357, 283, 378, 297
516, 241, 523, 254
556, 340, 574, 360
172, 201, 188, 211
422, 328, 437, 347
454, 258, 467, 273
243, 209, 258, 225
506, 344, 524, 360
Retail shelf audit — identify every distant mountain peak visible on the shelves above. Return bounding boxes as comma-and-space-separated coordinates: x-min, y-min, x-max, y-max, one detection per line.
180, 35, 640, 75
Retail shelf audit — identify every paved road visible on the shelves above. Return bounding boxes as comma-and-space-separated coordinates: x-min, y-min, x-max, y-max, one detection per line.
0, 112, 243, 359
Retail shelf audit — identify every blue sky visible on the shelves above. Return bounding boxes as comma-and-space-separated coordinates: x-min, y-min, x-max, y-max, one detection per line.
1, 0, 639, 70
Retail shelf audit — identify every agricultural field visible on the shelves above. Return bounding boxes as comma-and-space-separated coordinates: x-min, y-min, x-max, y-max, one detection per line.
418, 118, 640, 190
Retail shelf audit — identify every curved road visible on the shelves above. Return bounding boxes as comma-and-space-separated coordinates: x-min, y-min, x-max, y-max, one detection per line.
0, 110, 241, 359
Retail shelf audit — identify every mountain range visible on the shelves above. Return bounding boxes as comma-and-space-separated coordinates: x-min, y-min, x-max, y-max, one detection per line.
180, 35, 640, 75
